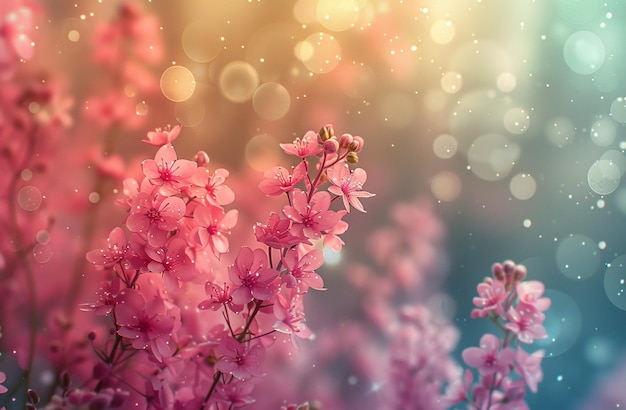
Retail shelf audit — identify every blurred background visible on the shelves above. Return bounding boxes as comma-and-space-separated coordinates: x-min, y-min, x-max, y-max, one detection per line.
24, 0, 626, 408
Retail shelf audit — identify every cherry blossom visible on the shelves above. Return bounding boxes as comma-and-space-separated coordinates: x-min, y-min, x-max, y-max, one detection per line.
326, 163, 375, 213
279, 130, 322, 157
505, 304, 548, 344
142, 124, 181, 146
281, 247, 325, 291
462, 333, 516, 376
254, 212, 305, 249
190, 203, 238, 257
228, 247, 279, 304
141, 144, 197, 196
259, 163, 307, 196
215, 337, 265, 380
189, 167, 235, 206
515, 348, 544, 393
145, 237, 197, 289
283, 189, 342, 240
471, 277, 507, 319
273, 289, 312, 348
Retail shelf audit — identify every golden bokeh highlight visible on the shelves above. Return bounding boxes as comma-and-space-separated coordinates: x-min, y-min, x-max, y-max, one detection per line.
431, 171, 461, 202
160, 65, 197, 102
245, 134, 282, 172
431, 20, 455, 45
175, 96, 206, 127
297, 32, 342, 74
219, 61, 260, 103
252, 82, 291, 121
181, 21, 223, 63
316, 0, 360, 32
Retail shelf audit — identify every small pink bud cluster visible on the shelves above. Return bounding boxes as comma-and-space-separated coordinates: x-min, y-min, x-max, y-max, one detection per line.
442, 260, 550, 409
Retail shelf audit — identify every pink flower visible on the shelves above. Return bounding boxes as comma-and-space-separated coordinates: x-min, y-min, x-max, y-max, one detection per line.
126, 191, 186, 246
462, 333, 516, 376
471, 277, 507, 319
190, 204, 238, 257
279, 130, 322, 157
326, 163, 375, 213
516, 281, 551, 312
283, 189, 342, 240
281, 247, 325, 291
145, 237, 197, 289
141, 144, 197, 196
0, 3, 35, 79
0, 370, 7, 394
142, 124, 181, 146
273, 288, 312, 348
228, 247, 279, 305
198, 282, 243, 313
258, 163, 306, 196
79, 278, 121, 316
254, 213, 305, 249
86, 227, 137, 269
214, 379, 256, 408
505, 304, 547, 344
441, 369, 473, 407
215, 337, 265, 380
115, 288, 177, 361
189, 167, 235, 206
515, 348, 544, 393
323, 214, 348, 252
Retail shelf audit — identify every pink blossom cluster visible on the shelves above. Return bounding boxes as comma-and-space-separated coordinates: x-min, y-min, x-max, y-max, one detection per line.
0, 0, 37, 79
41, 124, 374, 408
443, 260, 550, 409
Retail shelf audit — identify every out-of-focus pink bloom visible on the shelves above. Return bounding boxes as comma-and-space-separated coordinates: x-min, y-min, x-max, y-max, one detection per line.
495, 379, 529, 410
283, 189, 342, 240
259, 163, 306, 196
126, 192, 186, 246
189, 167, 235, 206
115, 288, 177, 362
254, 213, 305, 249
141, 144, 197, 196
198, 282, 243, 313
516, 280, 551, 312
279, 130, 322, 157
281, 247, 325, 291
215, 337, 265, 380
505, 304, 547, 344
83, 91, 143, 130
214, 379, 256, 408
142, 124, 181, 146
228, 247, 279, 305
190, 204, 238, 257
79, 279, 122, 316
326, 163, 375, 213
0, 2, 35, 79
0, 370, 7, 394
471, 277, 507, 319
441, 369, 473, 407
273, 288, 312, 348
462, 333, 516, 376
515, 348, 544, 393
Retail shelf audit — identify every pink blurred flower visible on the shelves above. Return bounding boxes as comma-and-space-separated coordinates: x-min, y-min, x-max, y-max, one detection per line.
215, 337, 265, 380
505, 304, 547, 344
515, 348, 544, 393
0, 370, 7, 394
279, 130, 322, 157
228, 247, 279, 304
259, 163, 306, 196
462, 333, 516, 376
141, 144, 197, 196
326, 163, 375, 213
214, 379, 256, 408
516, 280, 551, 312
283, 189, 342, 240
142, 124, 181, 146
0, 2, 35, 78
273, 288, 312, 348
471, 277, 507, 319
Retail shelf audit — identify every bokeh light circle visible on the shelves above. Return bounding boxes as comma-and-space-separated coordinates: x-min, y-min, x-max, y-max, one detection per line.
533, 289, 582, 358
316, 0, 360, 32
245, 134, 281, 172
160, 65, 196, 102
431, 20, 455, 45
219, 61, 260, 103
430, 171, 461, 202
503, 107, 530, 135
610, 97, 626, 123
18, 186, 42, 211
297, 32, 342, 74
590, 117, 616, 147
563, 31, 605, 75
545, 116, 576, 147
181, 21, 223, 63
587, 159, 621, 195
604, 254, 626, 310
433, 134, 458, 159
33, 243, 53, 264
467, 133, 520, 181
441, 71, 462, 94
175, 96, 206, 127
509, 173, 537, 200
496, 72, 516, 92
556, 234, 600, 280
601, 150, 626, 176
252, 82, 291, 120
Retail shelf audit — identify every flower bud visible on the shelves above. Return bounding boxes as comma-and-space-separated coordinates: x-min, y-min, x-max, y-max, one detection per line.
346, 152, 359, 164
514, 265, 527, 282
339, 133, 353, 148
348, 136, 364, 152
194, 150, 210, 167
319, 124, 334, 141
323, 138, 339, 154
492, 263, 505, 280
